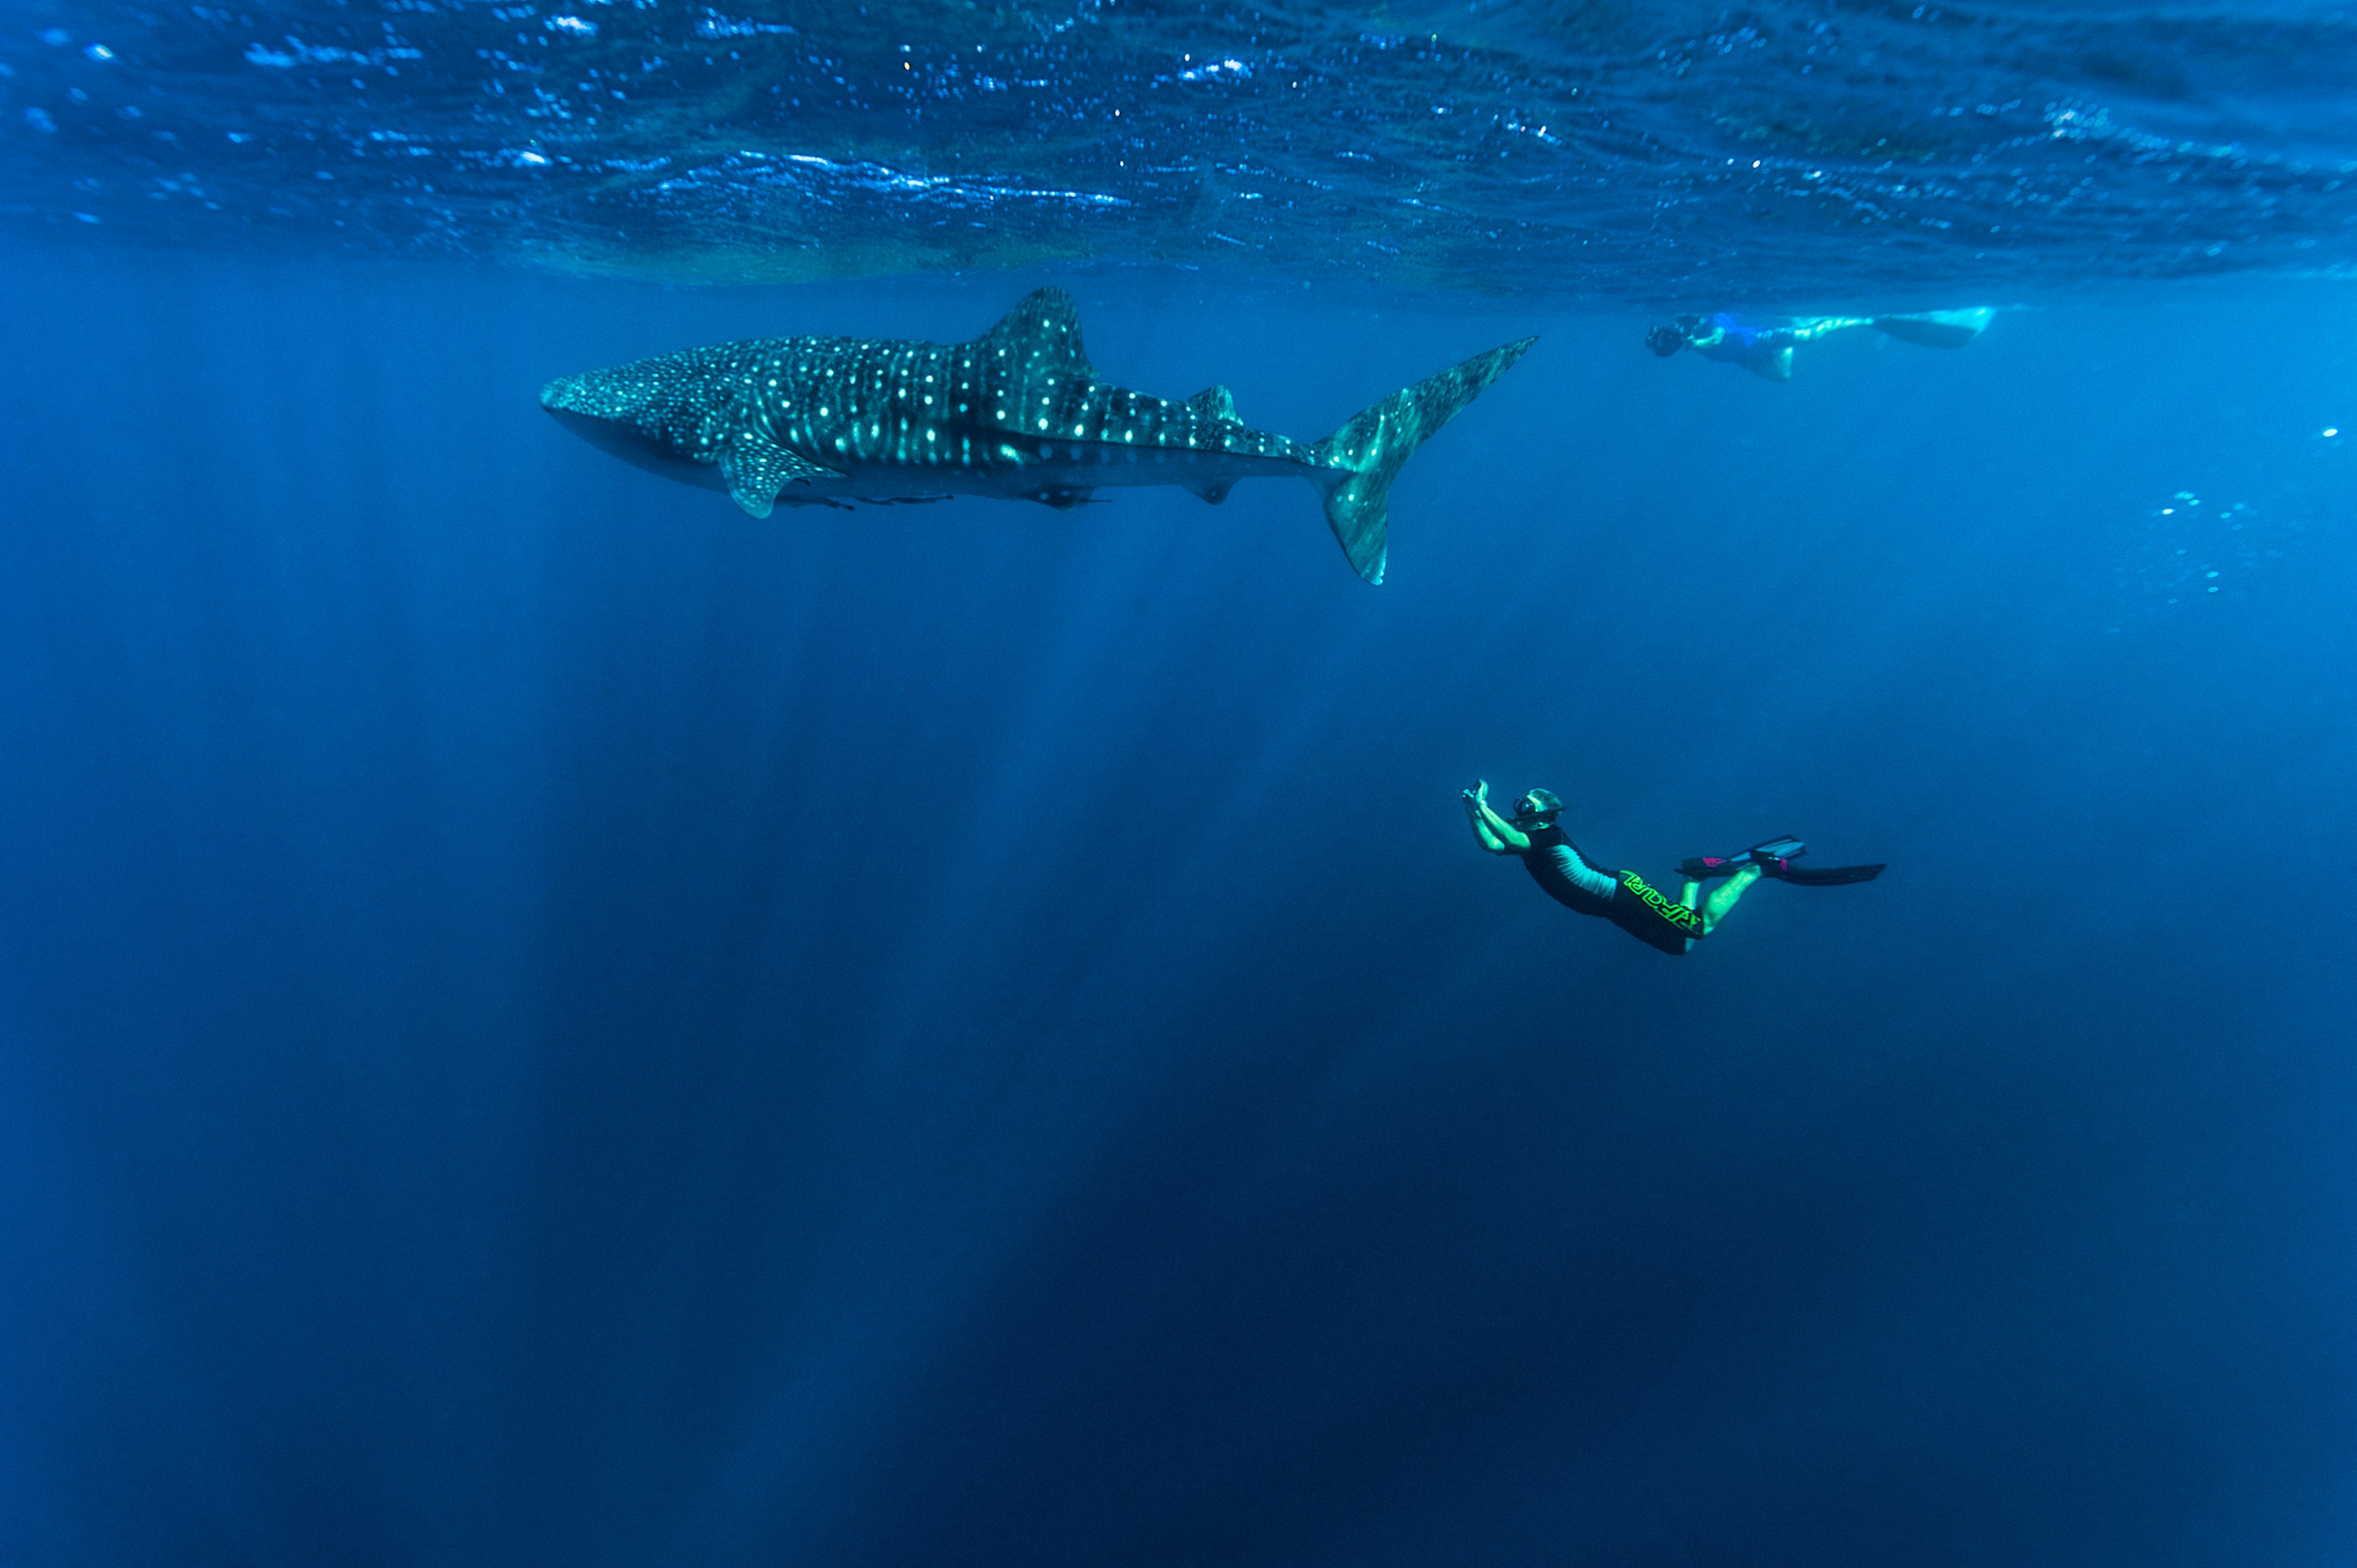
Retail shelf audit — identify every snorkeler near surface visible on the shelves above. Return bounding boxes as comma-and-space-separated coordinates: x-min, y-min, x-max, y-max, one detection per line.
1644, 308, 1993, 381
1462, 782, 1884, 956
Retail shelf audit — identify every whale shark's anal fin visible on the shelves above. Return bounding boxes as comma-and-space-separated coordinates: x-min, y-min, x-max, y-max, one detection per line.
718, 431, 837, 519
1183, 388, 1240, 503
979, 287, 1094, 377
1310, 336, 1536, 585
1183, 384, 1240, 422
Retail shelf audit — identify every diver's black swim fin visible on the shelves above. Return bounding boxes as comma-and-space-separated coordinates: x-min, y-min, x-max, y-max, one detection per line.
1763, 861, 1886, 886
1678, 836, 1883, 885
1678, 836, 1806, 881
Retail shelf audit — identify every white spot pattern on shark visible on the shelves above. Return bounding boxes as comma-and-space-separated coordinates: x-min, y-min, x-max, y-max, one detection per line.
540, 288, 1533, 584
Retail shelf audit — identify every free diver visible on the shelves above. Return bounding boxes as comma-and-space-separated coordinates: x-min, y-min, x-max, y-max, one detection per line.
1464, 782, 1884, 956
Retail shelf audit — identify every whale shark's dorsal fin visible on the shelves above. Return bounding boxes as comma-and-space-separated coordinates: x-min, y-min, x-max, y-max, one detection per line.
718, 429, 837, 518
1182, 384, 1239, 422
978, 288, 1093, 376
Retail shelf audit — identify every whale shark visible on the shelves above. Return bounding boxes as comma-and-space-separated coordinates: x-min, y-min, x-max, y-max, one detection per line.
540, 289, 1534, 584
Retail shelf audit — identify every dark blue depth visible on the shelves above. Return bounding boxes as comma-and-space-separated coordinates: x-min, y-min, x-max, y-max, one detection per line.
1, 248, 2354, 1566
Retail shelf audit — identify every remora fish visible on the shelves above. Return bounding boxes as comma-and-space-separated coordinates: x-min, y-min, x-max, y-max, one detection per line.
539, 288, 1533, 584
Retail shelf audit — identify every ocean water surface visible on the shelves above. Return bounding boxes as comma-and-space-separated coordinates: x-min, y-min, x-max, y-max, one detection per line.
3, 5, 2356, 1567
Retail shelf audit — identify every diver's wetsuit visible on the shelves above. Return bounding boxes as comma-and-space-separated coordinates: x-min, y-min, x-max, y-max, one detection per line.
1520, 823, 1706, 957
1690, 312, 1784, 369
1686, 312, 1867, 380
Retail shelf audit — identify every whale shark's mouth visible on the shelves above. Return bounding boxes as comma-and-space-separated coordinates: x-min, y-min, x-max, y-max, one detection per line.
539, 395, 722, 492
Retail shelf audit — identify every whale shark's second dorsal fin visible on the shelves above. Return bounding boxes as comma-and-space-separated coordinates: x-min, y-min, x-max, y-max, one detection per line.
978, 288, 1093, 376
1183, 384, 1239, 422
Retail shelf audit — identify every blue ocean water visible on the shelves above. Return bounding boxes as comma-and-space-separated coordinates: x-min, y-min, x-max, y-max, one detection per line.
4, 6, 2357, 1567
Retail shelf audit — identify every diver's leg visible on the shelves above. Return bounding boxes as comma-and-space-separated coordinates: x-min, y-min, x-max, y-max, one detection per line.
1680, 879, 1701, 911
1786, 315, 1874, 342
1700, 863, 1763, 934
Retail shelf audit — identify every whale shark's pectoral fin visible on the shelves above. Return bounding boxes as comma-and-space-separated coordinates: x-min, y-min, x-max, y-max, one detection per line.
1183, 384, 1240, 422
718, 432, 837, 519
1190, 481, 1234, 505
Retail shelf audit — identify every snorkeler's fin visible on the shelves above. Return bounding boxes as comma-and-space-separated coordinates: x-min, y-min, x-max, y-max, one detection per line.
1310, 336, 1537, 585
1871, 308, 1993, 349
1678, 836, 1808, 881
1765, 860, 1886, 886
1738, 838, 1887, 886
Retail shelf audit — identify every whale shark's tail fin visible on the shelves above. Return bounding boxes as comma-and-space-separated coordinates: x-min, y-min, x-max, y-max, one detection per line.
1309, 337, 1536, 585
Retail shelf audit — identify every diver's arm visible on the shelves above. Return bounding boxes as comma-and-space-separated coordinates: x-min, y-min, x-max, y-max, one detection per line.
1465, 784, 1531, 854
1463, 788, 1507, 853
1470, 816, 1512, 854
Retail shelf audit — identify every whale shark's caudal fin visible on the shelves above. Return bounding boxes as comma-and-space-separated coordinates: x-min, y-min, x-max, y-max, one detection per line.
1309, 336, 1536, 585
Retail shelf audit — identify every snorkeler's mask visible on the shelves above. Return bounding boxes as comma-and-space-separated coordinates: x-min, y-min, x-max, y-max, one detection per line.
1511, 788, 1563, 828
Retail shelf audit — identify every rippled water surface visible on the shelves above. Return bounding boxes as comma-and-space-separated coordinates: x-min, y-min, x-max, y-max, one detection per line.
9, 1, 2357, 295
